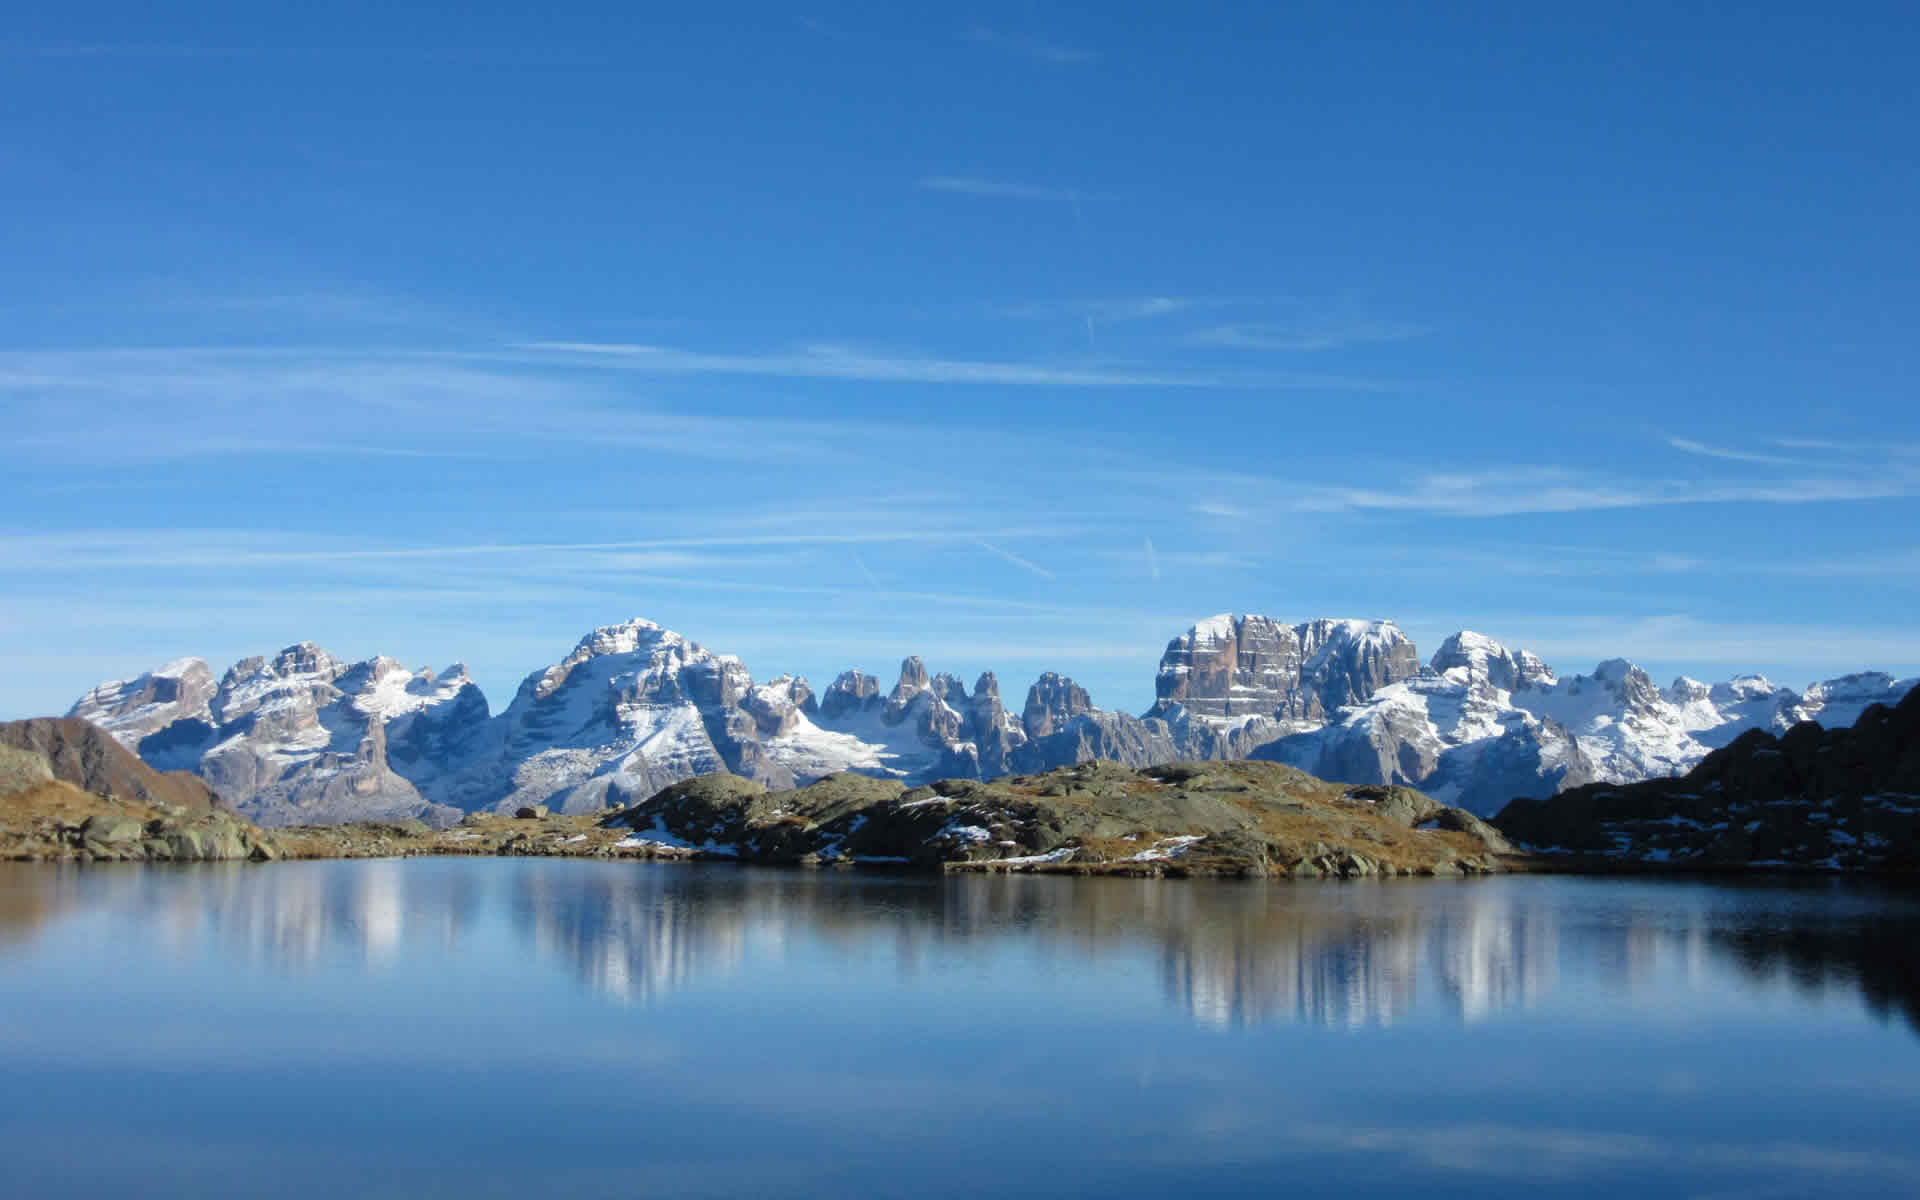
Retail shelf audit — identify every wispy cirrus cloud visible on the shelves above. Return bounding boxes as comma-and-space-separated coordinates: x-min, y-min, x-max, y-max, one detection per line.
0, 527, 1082, 572
1667, 436, 1808, 466
962, 28, 1099, 65
918, 174, 1066, 201
0, 344, 1389, 483
0, 348, 858, 464
1191, 502, 1250, 519
1289, 466, 1920, 517
974, 539, 1056, 580
997, 296, 1207, 322
1093, 546, 1256, 573
513, 340, 1205, 387
1773, 437, 1920, 457
1190, 319, 1426, 352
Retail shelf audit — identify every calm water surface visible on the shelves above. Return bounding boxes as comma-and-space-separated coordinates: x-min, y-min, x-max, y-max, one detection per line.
3, 861, 1917, 1198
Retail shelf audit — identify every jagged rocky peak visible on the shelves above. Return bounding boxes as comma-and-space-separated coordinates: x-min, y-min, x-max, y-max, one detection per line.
69, 612, 1920, 830
1667, 676, 1711, 705
1024, 672, 1093, 738
529, 618, 694, 702
884, 657, 932, 723
1430, 631, 1555, 692
216, 641, 344, 694
684, 653, 754, 710
819, 670, 882, 720
972, 671, 1001, 705
744, 675, 815, 737
270, 640, 345, 678
1153, 613, 1419, 725
1782, 672, 1910, 729
208, 641, 355, 730
1293, 618, 1422, 710
68, 656, 218, 746
1713, 674, 1780, 704
332, 655, 476, 724
1154, 614, 1300, 721
1587, 658, 1664, 711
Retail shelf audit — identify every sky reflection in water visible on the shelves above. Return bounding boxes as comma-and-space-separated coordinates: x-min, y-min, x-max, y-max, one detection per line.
1, 862, 1917, 1198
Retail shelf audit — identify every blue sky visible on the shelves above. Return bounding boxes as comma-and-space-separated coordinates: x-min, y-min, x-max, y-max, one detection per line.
5, 1, 1918, 718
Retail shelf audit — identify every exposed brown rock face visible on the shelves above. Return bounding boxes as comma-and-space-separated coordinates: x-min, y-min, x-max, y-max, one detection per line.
1022, 672, 1094, 738
1150, 614, 1419, 725
884, 657, 932, 724
0, 718, 219, 812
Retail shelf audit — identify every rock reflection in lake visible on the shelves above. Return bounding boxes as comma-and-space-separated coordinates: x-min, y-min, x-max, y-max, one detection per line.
3, 862, 1915, 1037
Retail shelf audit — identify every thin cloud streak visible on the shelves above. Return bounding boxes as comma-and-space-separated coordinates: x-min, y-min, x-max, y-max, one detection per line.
1190, 320, 1426, 352
918, 174, 1065, 201
974, 540, 1056, 580
1667, 437, 1807, 466
962, 29, 1100, 65
0, 528, 1083, 571
997, 296, 1205, 322
1288, 467, 1920, 517
1144, 537, 1161, 581
512, 340, 1215, 388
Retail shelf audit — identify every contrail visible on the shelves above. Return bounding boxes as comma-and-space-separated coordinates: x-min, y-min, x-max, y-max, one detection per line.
852, 550, 882, 589
1144, 536, 1160, 581
975, 539, 1056, 580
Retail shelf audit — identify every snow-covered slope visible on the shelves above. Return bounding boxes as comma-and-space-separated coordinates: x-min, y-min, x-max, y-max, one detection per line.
70, 657, 218, 746
68, 614, 1919, 824
1255, 631, 1918, 814
71, 643, 479, 827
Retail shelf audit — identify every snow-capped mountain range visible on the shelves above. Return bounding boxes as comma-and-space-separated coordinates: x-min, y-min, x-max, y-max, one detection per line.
67, 614, 1917, 827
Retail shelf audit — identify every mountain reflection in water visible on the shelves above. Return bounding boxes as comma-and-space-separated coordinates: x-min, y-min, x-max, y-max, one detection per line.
3, 861, 1915, 1036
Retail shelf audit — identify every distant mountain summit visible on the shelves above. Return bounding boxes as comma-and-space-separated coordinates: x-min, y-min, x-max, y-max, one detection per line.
68, 613, 1917, 827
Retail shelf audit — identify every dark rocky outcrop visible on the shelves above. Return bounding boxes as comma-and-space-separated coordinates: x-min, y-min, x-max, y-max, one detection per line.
1494, 685, 1920, 871
601, 759, 1517, 877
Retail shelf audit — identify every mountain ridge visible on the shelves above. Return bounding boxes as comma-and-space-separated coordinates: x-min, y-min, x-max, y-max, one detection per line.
67, 613, 1918, 827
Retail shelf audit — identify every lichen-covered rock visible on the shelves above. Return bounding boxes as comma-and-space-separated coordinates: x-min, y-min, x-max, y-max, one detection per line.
0, 745, 54, 799
595, 759, 1519, 878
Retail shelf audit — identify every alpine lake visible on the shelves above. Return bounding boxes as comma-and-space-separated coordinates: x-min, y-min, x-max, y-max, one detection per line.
3, 860, 1917, 1198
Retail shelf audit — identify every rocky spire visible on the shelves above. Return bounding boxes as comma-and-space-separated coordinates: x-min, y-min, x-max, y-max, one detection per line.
1023, 672, 1093, 739
819, 670, 882, 720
